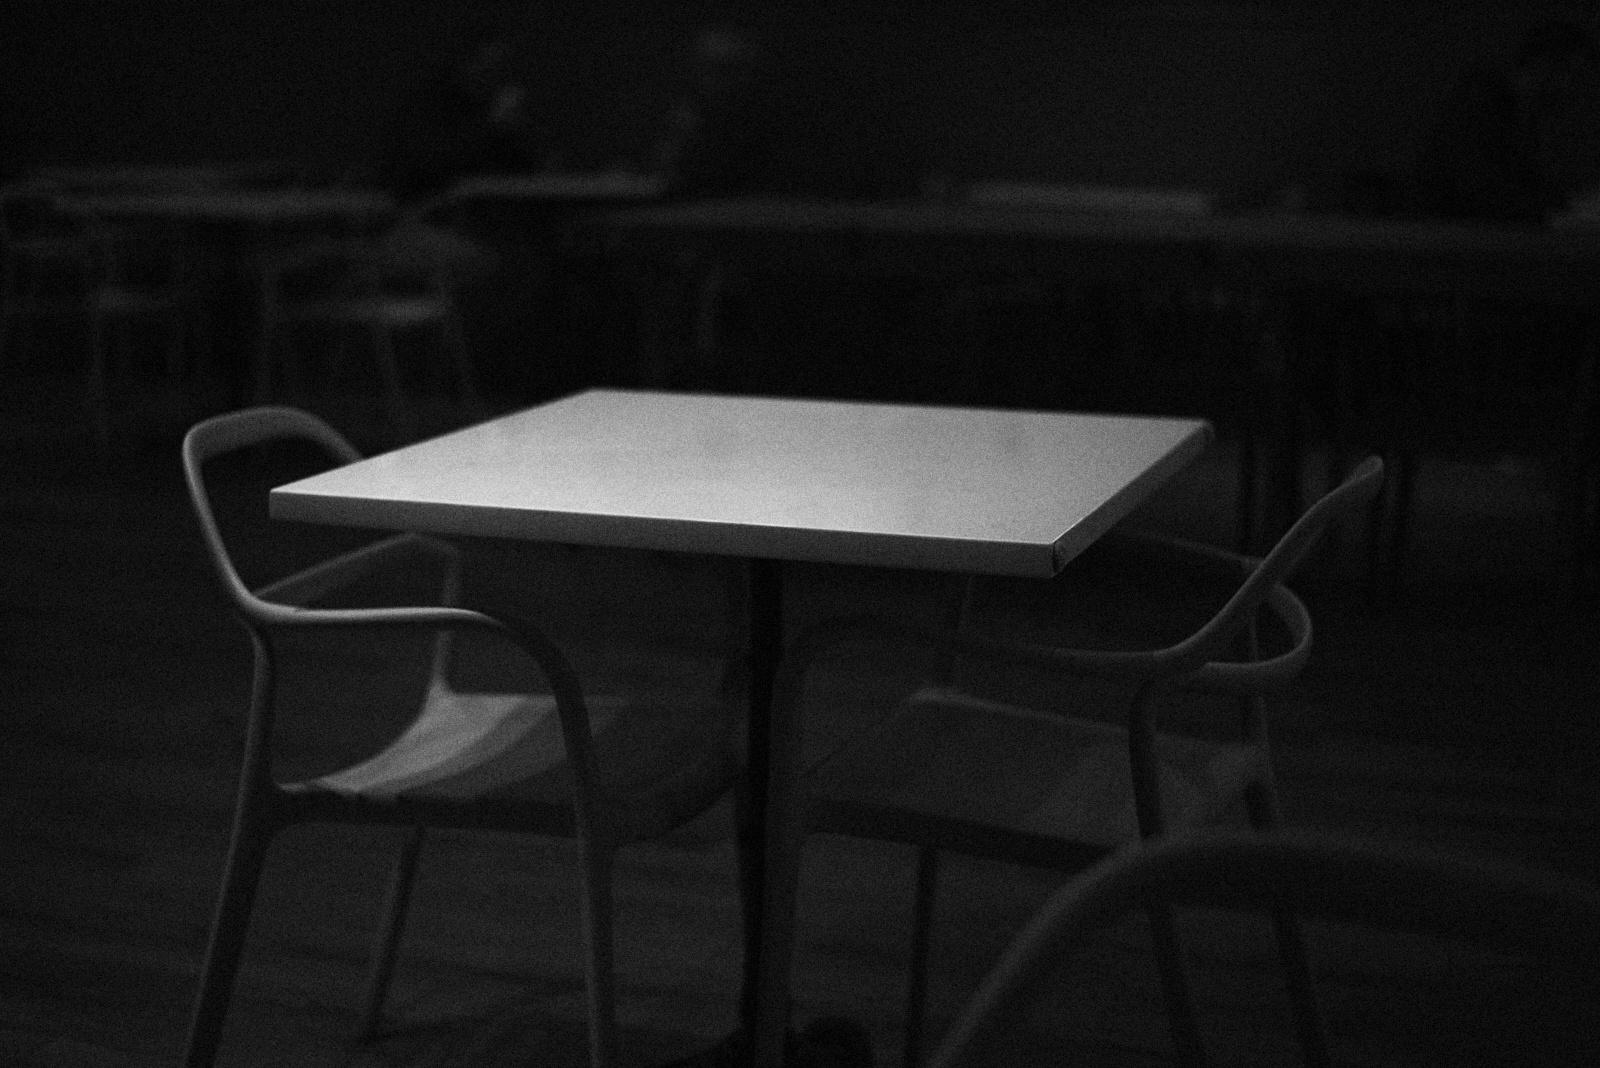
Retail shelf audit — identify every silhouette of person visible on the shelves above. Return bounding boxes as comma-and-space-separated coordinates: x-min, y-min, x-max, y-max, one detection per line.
384, 28, 544, 202
378, 28, 547, 286
651, 23, 920, 203
651, 25, 767, 199
1400, 22, 1600, 479
1414, 21, 1600, 223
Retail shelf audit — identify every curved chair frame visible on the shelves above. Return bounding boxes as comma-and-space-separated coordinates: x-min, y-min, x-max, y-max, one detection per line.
759, 457, 1384, 1067
180, 406, 735, 1068
927, 828, 1600, 1068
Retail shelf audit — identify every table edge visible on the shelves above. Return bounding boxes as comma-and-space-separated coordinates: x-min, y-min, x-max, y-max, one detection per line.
268, 416, 1213, 579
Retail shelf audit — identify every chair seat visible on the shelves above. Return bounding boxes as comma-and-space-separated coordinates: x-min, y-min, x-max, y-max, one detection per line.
808, 684, 1264, 857
293, 681, 740, 843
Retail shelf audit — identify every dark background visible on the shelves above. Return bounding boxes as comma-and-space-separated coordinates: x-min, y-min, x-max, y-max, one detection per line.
7, 1, 1598, 206
6, 5, 1600, 1065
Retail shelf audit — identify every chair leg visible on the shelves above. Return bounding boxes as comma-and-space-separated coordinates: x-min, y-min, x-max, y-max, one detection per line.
1236, 431, 1260, 554
1267, 906, 1331, 1068
0, 307, 16, 371
370, 323, 412, 440
1364, 451, 1416, 606
1575, 458, 1600, 609
901, 846, 940, 1068
577, 839, 621, 1068
86, 311, 111, 445
196, 300, 217, 383
1148, 903, 1207, 1068
1385, 453, 1418, 594
253, 279, 277, 406
165, 307, 187, 387
181, 813, 278, 1068
1566, 341, 1599, 609
1246, 781, 1332, 1068
442, 311, 482, 418
354, 825, 426, 1043
158, 306, 191, 425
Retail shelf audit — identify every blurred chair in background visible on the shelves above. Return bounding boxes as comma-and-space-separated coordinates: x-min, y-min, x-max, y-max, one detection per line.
79, 210, 207, 441
3, 183, 205, 441
256, 214, 482, 440
1, 182, 89, 370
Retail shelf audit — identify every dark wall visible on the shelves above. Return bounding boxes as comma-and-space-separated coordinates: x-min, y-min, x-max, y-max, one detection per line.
2, 0, 808, 176
6, 1, 416, 174
5, 1, 1598, 197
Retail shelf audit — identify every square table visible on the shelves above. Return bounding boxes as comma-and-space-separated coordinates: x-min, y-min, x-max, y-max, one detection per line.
270, 387, 1213, 1065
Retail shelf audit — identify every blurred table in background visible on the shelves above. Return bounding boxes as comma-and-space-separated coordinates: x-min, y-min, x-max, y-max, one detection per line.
59, 188, 396, 229
447, 171, 663, 205
26, 164, 229, 192
580, 196, 1600, 300
967, 181, 1218, 216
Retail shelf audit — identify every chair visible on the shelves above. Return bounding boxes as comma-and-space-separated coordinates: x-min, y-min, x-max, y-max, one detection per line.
179, 406, 743, 1068
766, 456, 1385, 1067
926, 828, 1600, 1068
3, 184, 203, 440
255, 223, 481, 439
1, 182, 90, 370
79, 209, 206, 440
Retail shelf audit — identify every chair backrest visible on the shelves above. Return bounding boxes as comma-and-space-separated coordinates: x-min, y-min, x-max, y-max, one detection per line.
5, 184, 193, 292
928, 827, 1600, 1068
1158, 456, 1384, 679
182, 406, 363, 619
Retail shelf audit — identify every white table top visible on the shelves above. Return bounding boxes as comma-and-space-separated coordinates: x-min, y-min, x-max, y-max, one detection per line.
270, 390, 1212, 578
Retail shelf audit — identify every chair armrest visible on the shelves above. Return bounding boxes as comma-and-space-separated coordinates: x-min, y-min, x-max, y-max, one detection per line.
253, 533, 459, 608
1179, 582, 1313, 695
777, 581, 1310, 720
253, 598, 613, 836
1095, 531, 1315, 689
1097, 527, 1261, 580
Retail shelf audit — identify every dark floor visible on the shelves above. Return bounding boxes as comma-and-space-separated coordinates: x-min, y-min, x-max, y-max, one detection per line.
3, 371, 1598, 1067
